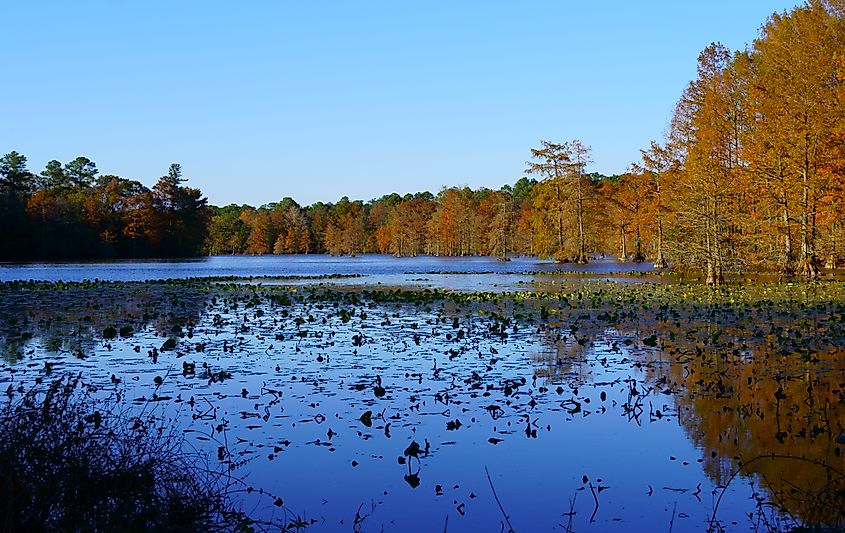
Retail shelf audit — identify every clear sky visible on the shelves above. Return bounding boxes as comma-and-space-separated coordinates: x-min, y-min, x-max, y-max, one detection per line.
1, 1, 800, 207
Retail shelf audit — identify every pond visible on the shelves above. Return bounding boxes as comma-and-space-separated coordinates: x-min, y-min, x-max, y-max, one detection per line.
0, 267, 843, 531
0, 254, 658, 285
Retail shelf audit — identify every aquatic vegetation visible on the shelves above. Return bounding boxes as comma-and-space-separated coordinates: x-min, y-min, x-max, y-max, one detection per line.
1, 277, 844, 531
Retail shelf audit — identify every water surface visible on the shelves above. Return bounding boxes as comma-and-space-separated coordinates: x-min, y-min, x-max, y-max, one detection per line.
1, 272, 842, 532
0, 254, 656, 284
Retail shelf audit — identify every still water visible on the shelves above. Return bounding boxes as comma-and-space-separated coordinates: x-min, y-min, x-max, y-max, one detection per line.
0, 254, 656, 284
0, 259, 841, 531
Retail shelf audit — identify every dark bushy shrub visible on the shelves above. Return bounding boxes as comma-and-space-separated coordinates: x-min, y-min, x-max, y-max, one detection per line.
0, 375, 250, 532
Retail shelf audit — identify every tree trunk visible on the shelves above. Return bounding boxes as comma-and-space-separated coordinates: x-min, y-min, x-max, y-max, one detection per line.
799, 168, 819, 278
575, 175, 587, 264
555, 180, 565, 260
781, 194, 794, 277
619, 225, 627, 262
706, 259, 724, 286
827, 219, 840, 270
633, 226, 644, 263
653, 173, 667, 268
705, 211, 724, 286
653, 216, 667, 268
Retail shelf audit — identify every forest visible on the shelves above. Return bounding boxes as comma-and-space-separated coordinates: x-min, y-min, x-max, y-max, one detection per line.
0, 157, 207, 260
1, 1, 843, 284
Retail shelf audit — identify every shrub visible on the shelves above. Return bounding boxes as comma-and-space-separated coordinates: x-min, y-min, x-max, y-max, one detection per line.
0, 375, 253, 531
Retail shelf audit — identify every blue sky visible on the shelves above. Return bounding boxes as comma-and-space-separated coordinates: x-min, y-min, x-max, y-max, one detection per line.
1, 1, 799, 206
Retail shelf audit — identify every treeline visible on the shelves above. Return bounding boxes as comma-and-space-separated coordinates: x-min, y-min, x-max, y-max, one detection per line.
4, 2, 843, 284
202, 151, 659, 265
0, 155, 208, 260
200, 158, 675, 264
205, 182, 536, 258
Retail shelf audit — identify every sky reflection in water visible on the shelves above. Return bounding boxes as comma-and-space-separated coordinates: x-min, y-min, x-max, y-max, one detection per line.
0, 262, 842, 531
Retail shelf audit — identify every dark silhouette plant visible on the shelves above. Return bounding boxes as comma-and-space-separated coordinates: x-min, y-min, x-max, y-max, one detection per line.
0, 374, 297, 531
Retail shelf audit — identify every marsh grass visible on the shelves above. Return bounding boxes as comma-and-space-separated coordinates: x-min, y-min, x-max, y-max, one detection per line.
0, 374, 264, 532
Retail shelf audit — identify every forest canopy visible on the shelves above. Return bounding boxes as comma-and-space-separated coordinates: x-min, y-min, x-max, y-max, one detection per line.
0, 156, 208, 259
